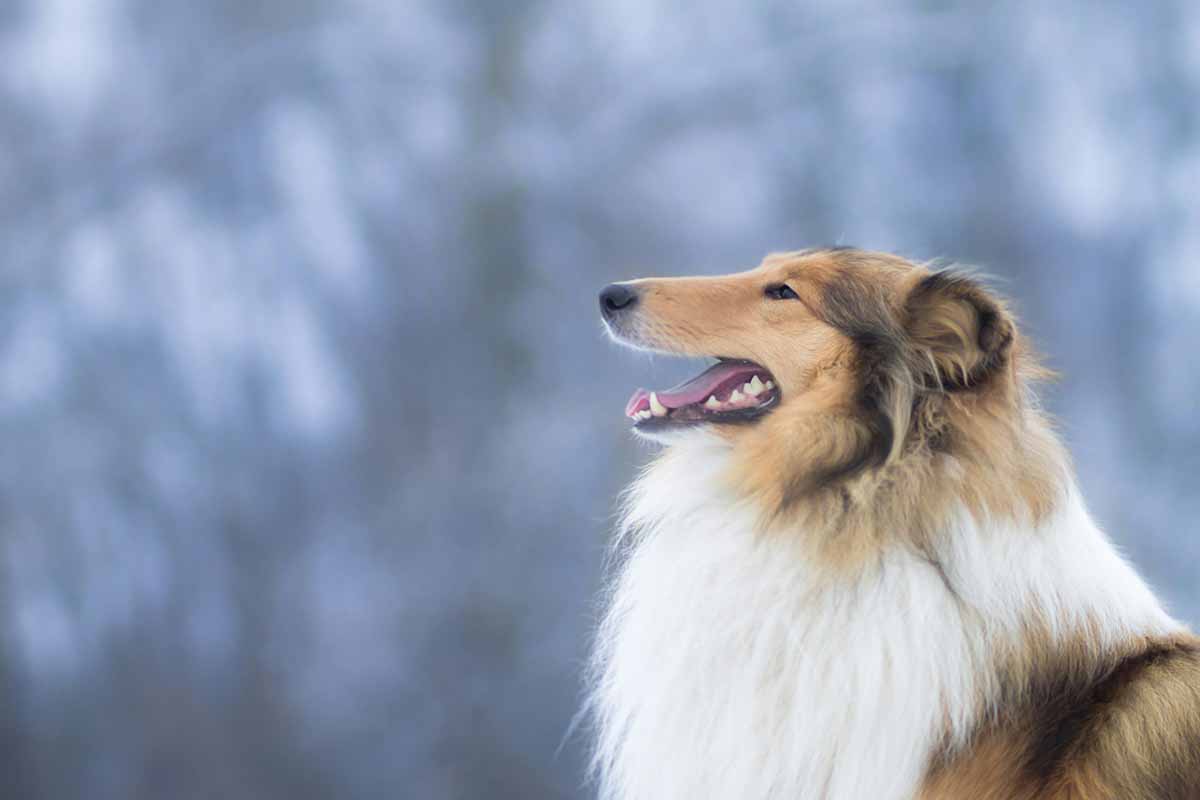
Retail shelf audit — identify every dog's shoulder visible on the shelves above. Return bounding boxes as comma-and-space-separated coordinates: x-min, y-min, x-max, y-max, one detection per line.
921, 633, 1200, 800
1065, 633, 1200, 799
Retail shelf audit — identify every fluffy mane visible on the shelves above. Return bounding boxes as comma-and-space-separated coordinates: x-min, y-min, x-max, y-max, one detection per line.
588, 432, 1178, 800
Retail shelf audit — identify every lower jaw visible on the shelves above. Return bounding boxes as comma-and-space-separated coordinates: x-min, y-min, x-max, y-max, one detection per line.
632, 394, 779, 432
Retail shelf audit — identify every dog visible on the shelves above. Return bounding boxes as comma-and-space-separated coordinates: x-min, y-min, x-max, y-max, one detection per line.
589, 248, 1200, 799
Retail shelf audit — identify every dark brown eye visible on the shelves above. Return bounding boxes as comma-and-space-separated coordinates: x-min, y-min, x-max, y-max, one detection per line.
764, 284, 800, 301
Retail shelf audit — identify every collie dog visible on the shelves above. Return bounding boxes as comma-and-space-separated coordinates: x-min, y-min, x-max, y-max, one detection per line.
590, 248, 1199, 799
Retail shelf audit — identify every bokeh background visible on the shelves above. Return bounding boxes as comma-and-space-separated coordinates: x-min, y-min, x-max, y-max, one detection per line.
0, 1, 1197, 797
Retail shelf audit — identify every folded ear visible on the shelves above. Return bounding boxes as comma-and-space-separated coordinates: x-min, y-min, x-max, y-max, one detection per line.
903, 271, 1014, 391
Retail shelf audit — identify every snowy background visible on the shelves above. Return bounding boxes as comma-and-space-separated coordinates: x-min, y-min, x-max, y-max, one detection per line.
0, 1, 1197, 798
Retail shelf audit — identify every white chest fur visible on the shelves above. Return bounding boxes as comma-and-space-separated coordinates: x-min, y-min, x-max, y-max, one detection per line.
589, 436, 1176, 800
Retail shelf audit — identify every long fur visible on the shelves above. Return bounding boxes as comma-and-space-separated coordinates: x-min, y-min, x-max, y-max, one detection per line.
589, 249, 1198, 800
588, 433, 1178, 800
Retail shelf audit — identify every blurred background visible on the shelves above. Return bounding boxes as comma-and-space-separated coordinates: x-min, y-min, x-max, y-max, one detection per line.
0, 0, 1197, 797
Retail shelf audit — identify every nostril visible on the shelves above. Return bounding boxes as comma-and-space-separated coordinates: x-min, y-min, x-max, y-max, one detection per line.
600, 284, 639, 316
603, 289, 633, 311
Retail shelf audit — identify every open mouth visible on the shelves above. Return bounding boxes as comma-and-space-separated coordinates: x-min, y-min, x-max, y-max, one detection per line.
625, 359, 779, 430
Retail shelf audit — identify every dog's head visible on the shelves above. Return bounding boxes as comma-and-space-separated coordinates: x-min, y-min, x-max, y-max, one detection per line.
601, 248, 1037, 513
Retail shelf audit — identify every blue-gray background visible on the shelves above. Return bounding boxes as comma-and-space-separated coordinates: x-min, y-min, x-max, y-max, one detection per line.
1, 1, 1197, 798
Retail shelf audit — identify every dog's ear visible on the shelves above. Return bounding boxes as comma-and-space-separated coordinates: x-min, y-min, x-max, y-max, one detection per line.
903, 271, 1014, 391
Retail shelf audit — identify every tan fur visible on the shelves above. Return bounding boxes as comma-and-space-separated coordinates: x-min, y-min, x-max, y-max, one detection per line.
922, 631, 1200, 799
623, 249, 1063, 569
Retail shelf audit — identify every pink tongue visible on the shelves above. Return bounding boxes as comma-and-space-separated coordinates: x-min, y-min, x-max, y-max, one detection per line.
625, 361, 767, 415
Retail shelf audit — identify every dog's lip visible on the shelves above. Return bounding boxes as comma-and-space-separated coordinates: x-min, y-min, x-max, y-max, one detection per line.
625, 359, 778, 424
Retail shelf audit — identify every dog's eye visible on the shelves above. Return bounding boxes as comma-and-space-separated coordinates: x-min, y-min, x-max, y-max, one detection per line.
764, 284, 800, 301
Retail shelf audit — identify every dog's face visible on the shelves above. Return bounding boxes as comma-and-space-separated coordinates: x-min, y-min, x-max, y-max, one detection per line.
601, 249, 914, 437
601, 248, 1020, 509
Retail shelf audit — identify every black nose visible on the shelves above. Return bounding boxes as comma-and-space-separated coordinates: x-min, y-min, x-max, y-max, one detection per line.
599, 283, 639, 318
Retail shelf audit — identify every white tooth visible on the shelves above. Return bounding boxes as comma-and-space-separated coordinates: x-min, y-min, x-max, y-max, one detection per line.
705, 395, 720, 409
764, 380, 774, 390
749, 375, 765, 395
743, 381, 759, 397
729, 389, 744, 404
649, 392, 668, 417
640, 410, 652, 420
